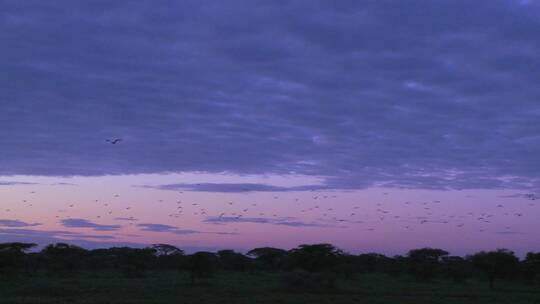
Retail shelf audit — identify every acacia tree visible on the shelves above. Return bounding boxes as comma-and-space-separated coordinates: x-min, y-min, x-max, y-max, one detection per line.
441, 256, 471, 283
407, 248, 449, 281
151, 244, 184, 270
217, 250, 249, 272
522, 252, 540, 286
152, 244, 184, 256
247, 247, 287, 271
111, 247, 157, 278
287, 244, 343, 272
0, 242, 37, 279
471, 249, 519, 289
187, 252, 218, 285
42, 243, 87, 276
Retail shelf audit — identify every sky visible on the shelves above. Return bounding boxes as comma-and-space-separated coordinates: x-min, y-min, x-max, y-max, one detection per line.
1, 0, 539, 256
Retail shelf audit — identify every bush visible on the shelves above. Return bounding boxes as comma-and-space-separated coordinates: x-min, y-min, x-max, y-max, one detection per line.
187, 252, 218, 284
282, 269, 337, 291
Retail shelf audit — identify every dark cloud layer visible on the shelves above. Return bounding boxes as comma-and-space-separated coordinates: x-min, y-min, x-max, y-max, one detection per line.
0, 181, 38, 186
0, 219, 41, 227
1, 1, 540, 191
61, 218, 121, 231
495, 231, 525, 235
0, 228, 147, 249
0, 227, 231, 251
114, 217, 139, 222
146, 183, 329, 192
137, 223, 236, 235
204, 216, 338, 228
0, 228, 115, 241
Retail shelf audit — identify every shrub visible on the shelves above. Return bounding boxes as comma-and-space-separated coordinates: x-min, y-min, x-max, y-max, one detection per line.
282, 269, 337, 291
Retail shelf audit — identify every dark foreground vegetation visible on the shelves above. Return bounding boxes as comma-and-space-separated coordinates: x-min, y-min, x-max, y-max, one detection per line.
1, 243, 540, 303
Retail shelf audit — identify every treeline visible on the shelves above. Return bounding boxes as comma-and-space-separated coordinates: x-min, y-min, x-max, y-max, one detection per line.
1, 242, 540, 289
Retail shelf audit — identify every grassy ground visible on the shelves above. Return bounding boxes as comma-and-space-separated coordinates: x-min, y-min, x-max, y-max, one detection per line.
0, 271, 538, 304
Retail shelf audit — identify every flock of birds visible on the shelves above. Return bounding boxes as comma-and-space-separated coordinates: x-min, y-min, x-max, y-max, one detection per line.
0, 138, 538, 238
5, 188, 539, 236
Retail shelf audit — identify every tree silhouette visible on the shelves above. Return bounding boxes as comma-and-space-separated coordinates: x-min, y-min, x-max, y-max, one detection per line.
407, 248, 449, 281
0, 242, 36, 279
187, 252, 218, 285
522, 252, 540, 286
247, 247, 287, 271
42, 243, 87, 276
151, 244, 184, 270
0, 240, 537, 292
86, 248, 114, 271
217, 250, 249, 272
471, 249, 519, 289
111, 247, 157, 278
152, 244, 184, 256
441, 256, 471, 283
287, 244, 343, 272
333, 253, 359, 279
356, 253, 394, 274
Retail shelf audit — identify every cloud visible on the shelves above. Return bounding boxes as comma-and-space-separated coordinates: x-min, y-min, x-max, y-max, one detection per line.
0, 219, 41, 227
137, 223, 236, 235
1, 1, 540, 191
0, 181, 38, 186
500, 193, 538, 199
114, 217, 139, 222
0, 228, 147, 249
0, 227, 233, 251
137, 223, 184, 232
494, 231, 525, 235
0, 228, 115, 241
204, 216, 339, 228
143, 183, 329, 193
61, 218, 121, 231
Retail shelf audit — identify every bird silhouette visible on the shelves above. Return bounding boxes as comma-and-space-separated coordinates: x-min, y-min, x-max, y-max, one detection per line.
106, 138, 122, 144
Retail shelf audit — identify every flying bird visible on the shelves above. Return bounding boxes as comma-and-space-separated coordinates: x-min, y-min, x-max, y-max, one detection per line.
106, 138, 122, 144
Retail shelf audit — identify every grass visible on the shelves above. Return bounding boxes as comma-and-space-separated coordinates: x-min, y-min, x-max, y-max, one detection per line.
0, 271, 538, 304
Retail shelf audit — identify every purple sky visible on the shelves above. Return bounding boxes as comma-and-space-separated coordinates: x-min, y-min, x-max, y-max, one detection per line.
1, 0, 540, 256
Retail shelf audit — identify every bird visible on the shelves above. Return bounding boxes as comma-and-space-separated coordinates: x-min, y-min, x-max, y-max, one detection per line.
106, 138, 122, 144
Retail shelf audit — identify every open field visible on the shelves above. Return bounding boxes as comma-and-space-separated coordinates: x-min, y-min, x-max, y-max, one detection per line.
1, 271, 539, 304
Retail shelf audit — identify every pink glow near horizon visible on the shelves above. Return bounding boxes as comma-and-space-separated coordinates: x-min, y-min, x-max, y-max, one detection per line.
1, 173, 539, 256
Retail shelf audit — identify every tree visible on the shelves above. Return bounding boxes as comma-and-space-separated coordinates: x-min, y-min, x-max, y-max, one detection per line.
217, 250, 249, 271
151, 244, 184, 257
287, 244, 343, 272
386, 255, 408, 277
333, 253, 359, 279
356, 253, 387, 273
151, 244, 184, 270
471, 249, 519, 289
407, 248, 449, 281
441, 256, 471, 283
0, 242, 36, 279
282, 269, 337, 290
187, 252, 218, 284
247, 247, 287, 271
522, 252, 540, 286
87, 248, 116, 270
111, 247, 157, 277
42, 243, 87, 276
